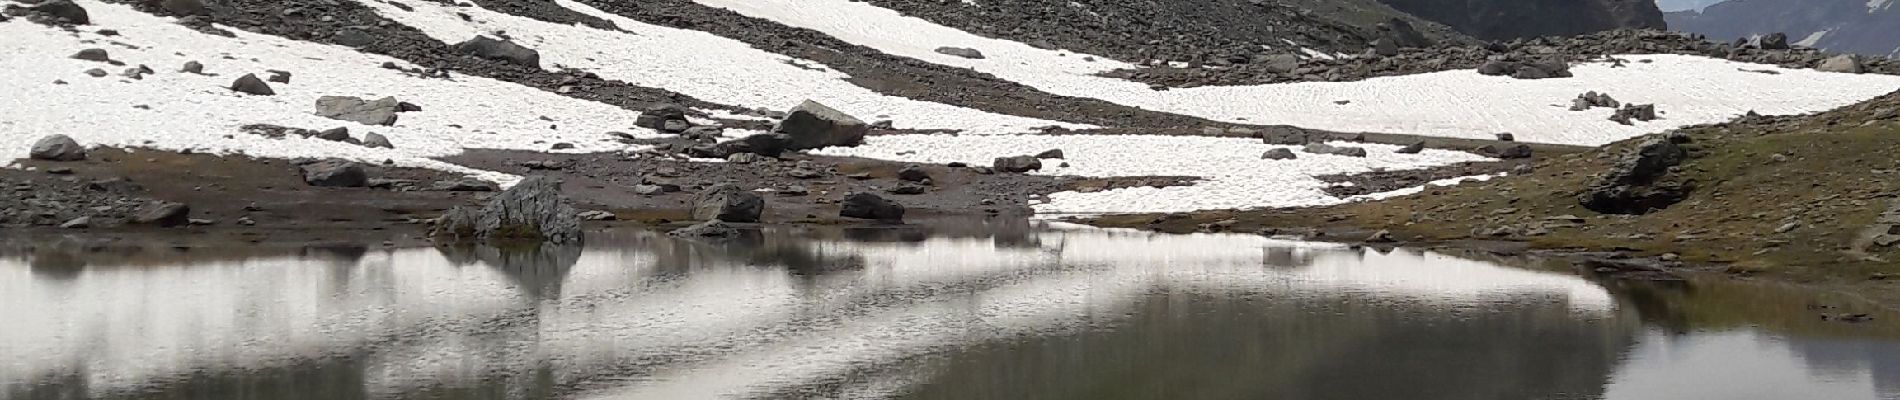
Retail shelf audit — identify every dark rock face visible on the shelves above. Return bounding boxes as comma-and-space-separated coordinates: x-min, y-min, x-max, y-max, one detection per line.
131, 201, 190, 227
1580, 134, 1694, 214
852, 0, 1469, 66
452, 36, 541, 68
840, 192, 905, 221
1375, 0, 1666, 40
691, 184, 764, 223
315, 96, 402, 126
431, 176, 583, 244
300, 159, 368, 187
775, 100, 869, 151
30, 135, 86, 161
1668, 0, 1900, 57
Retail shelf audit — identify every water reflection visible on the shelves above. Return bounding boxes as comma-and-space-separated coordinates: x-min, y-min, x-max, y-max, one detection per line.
0, 223, 1896, 400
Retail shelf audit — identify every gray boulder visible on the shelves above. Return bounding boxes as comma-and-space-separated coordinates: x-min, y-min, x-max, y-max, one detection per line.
1394, 142, 1425, 154
230, 73, 275, 95
935, 47, 986, 59
1579, 134, 1693, 215
362, 132, 393, 148
691, 184, 764, 223
1746, 33, 1790, 50
1034, 149, 1065, 159
452, 36, 540, 68
993, 155, 1043, 173
1817, 55, 1864, 74
430, 176, 583, 244
301, 159, 368, 187
1262, 148, 1298, 160
897, 164, 931, 182
1260, 54, 1300, 74
315, 96, 401, 126
774, 100, 869, 150
180, 61, 204, 74
266, 70, 291, 84
840, 192, 905, 222
132, 201, 190, 227
1370, 38, 1399, 57
29, 134, 86, 161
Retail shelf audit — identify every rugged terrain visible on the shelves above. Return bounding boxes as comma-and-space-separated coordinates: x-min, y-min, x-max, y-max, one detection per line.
1090, 90, 1900, 301
1668, 0, 1900, 57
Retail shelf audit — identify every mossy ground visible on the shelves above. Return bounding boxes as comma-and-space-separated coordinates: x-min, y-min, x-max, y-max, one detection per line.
1091, 93, 1900, 304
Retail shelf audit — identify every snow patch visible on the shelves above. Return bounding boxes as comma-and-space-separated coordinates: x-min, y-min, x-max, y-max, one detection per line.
1795, 30, 1830, 47
350, 0, 1079, 134
0, 0, 703, 182
811, 134, 1488, 213
691, 0, 1900, 146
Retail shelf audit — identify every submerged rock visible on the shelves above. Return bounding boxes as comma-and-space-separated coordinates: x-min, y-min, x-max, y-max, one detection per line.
669, 220, 739, 238
431, 176, 583, 244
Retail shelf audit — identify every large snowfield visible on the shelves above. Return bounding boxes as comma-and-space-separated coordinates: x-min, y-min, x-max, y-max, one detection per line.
4, 0, 1900, 213
694, 0, 1900, 145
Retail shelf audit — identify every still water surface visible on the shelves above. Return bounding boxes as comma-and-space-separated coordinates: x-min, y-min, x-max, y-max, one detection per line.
3, 221, 1898, 399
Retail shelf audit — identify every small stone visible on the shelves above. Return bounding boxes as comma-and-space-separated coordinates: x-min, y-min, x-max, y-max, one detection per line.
71, 48, 110, 62
84, 68, 107, 78
1774, 222, 1800, 234
897, 164, 931, 182
181, 61, 204, 74
362, 133, 393, 148
1261, 148, 1297, 160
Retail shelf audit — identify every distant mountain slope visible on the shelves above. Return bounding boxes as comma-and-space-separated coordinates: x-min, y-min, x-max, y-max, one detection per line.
1372, 0, 1667, 40
844, 0, 1474, 64
1667, 0, 1900, 57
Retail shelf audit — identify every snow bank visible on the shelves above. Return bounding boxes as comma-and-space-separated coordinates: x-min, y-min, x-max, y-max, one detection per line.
692, 0, 1900, 146
0, 0, 695, 182
812, 134, 1489, 213
349, 0, 1077, 134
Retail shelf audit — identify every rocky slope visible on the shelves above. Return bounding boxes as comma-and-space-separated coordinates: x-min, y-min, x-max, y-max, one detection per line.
844, 0, 1474, 65
1667, 0, 1900, 57
1374, 0, 1666, 40
1118, 29, 1900, 88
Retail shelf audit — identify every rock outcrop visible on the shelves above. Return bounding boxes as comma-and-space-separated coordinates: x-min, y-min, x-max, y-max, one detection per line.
1579, 134, 1694, 214
315, 96, 403, 126
431, 176, 583, 244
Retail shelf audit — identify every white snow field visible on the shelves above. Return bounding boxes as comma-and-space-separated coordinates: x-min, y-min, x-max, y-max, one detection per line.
349, 0, 1078, 134
814, 134, 1491, 213
692, 0, 1900, 146
0, 0, 705, 182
